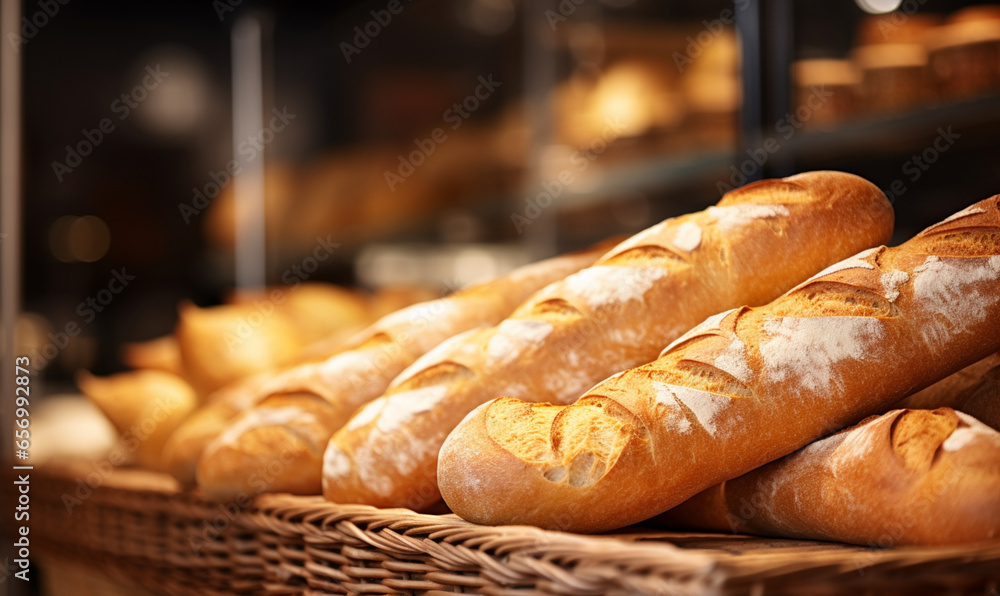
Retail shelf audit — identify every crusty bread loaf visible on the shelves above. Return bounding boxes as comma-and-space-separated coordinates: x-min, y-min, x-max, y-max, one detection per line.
438, 196, 1000, 532
325, 171, 895, 510
656, 408, 1000, 545
896, 352, 1000, 411
160, 372, 271, 483
192, 243, 612, 500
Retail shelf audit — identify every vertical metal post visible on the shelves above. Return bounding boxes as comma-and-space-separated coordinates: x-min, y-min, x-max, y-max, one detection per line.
737, 0, 796, 180
522, 0, 559, 258
765, 0, 795, 177
231, 15, 267, 290
736, 0, 764, 182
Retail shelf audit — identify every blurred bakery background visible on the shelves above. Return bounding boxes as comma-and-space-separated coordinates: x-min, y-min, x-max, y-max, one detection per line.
4, 0, 1000, 389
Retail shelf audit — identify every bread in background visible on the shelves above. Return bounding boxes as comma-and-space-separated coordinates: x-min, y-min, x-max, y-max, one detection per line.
120, 335, 184, 376
175, 302, 305, 396
76, 369, 197, 471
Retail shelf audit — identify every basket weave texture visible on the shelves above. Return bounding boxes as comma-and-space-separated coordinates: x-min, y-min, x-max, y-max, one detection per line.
27, 465, 1000, 595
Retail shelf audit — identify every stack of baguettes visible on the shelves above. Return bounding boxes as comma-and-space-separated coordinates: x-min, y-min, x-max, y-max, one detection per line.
195, 170, 894, 504
439, 194, 1000, 544
148, 170, 1000, 548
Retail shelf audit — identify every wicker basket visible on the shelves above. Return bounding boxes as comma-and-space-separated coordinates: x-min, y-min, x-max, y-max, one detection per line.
26, 464, 1000, 595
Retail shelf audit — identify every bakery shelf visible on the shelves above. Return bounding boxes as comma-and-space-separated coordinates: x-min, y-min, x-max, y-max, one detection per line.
25, 464, 1000, 595
779, 92, 1000, 164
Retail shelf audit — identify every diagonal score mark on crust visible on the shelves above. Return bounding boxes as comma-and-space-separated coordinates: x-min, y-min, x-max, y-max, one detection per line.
889, 408, 961, 474
770, 281, 902, 319
393, 361, 475, 393
715, 179, 807, 206
484, 396, 644, 488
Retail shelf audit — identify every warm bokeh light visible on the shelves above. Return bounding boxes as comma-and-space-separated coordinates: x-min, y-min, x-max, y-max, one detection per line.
855, 0, 903, 15
50, 215, 111, 263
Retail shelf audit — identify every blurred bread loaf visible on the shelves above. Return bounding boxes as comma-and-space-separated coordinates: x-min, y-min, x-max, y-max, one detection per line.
191, 242, 613, 500
175, 302, 304, 397
77, 369, 197, 471
120, 335, 184, 376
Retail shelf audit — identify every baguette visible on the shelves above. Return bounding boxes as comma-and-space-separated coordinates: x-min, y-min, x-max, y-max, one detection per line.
656, 408, 1000, 545
895, 352, 1000, 412
438, 196, 1000, 532
192, 243, 612, 500
325, 171, 894, 510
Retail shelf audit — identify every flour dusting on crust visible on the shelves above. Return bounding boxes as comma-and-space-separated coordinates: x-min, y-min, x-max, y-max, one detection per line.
485, 319, 554, 367
376, 299, 457, 330
651, 381, 693, 433
375, 385, 450, 434
760, 316, 884, 394
610, 220, 671, 253
707, 204, 790, 232
322, 443, 351, 482
655, 382, 730, 435
347, 398, 385, 431
714, 337, 753, 384
880, 270, 910, 302
912, 255, 1000, 350
672, 222, 702, 252
315, 350, 382, 389
942, 427, 978, 452
561, 265, 668, 310
944, 412, 995, 452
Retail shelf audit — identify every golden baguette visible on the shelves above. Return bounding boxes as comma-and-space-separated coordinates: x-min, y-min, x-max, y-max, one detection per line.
895, 352, 1000, 412
656, 408, 1000, 545
192, 241, 614, 500
325, 171, 894, 510
438, 196, 1000, 532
